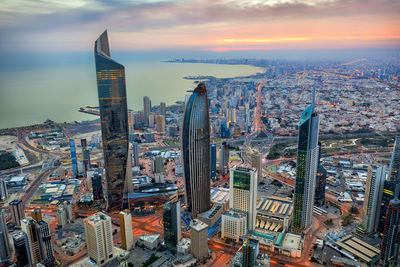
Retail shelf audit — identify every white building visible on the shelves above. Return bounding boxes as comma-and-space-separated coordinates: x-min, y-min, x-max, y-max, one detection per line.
119, 210, 133, 251
221, 209, 247, 242
229, 166, 257, 230
84, 212, 113, 265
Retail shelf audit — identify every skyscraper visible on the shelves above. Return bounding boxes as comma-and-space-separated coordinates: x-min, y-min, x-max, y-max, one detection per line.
160, 102, 166, 117
363, 165, 386, 233
133, 142, 140, 167
163, 201, 181, 251
10, 199, 25, 227
242, 238, 259, 267
181, 83, 211, 218
95, 30, 129, 212
210, 144, 217, 179
92, 171, 104, 201
292, 88, 320, 234
380, 184, 400, 266
0, 209, 10, 265
314, 142, 326, 206
31, 209, 42, 222
155, 114, 165, 133
220, 141, 229, 175
21, 219, 42, 265
81, 138, 90, 173
153, 155, 164, 174
36, 220, 54, 266
0, 178, 8, 201
379, 136, 400, 234
143, 96, 150, 125
229, 166, 257, 231
69, 139, 78, 177
119, 210, 133, 251
251, 153, 263, 184
84, 212, 113, 265
13, 231, 31, 267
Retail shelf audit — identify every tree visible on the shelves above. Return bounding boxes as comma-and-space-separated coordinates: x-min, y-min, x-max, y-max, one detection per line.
350, 206, 359, 214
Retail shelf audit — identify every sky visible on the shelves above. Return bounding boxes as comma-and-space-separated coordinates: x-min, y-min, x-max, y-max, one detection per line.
0, 0, 399, 52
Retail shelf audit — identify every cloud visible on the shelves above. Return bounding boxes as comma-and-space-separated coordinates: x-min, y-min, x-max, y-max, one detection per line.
0, 0, 399, 51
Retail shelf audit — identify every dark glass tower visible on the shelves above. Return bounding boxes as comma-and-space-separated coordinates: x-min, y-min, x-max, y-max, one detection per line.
94, 30, 129, 212
210, 144, 217, 179
181, 83, 211, 218
163, 201, 181, 251
12, 232, 31, 267
69, 139, 78, 177
292, 88, 320, 234
314, 142, 326, 206
92, 172, 104, 201
242, 238, 259, 267
0, 209, 10, 265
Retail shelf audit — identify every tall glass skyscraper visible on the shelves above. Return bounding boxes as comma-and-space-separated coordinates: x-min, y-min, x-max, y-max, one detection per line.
94, 30, 129, 212
69, 139, 78, 177
181, 83, 211, 218
210, 144, 217, 179
292, 88, 320, 234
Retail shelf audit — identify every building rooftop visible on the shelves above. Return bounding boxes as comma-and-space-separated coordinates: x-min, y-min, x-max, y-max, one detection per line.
282, 233, 302, 250
198, 205, 222, 219
335, 235, 380, 264
222, 209, 247, 219
139, 234, 160, 243
84, 212, 109, 226
190, 219, 208, 232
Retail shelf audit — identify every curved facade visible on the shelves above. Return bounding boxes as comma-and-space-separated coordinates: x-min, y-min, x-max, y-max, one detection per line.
94, 31, 129, 212
182, 83, 211, 218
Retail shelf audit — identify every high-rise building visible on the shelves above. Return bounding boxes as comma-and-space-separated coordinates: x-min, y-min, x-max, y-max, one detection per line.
0, 178, 8, 201
220, 141, 229, 175
378, 137, 400, 234
133, 142, 140, 167
0, 209, 10, 265
190, 219, 208, 259
163, 201, 181, 251
160, 102, 166, 117
21, 219, 42, 265
94, 30, 129, 212
314, 142, 326, 206
229, 166, 257, 231
153, 155, 164, 174
81, 138, 90, 173
221, 209, 247, 242
92, 171, 104, 201
181, 83, 211, 218
251, 153, 263, 184
36, 220, 54, 266
155, 114, 165, 133
69, 139, 78, 177
57, 201, 73, 228
31, 209, 42, 222
242, 238, 259, 267
119, 210, 133, 251
10, 199, 25, 227
210, 144, 217, 179
380, 184, 400, 266
84, 212, 113, 265
143, 96, 151, 125
292, 88, 320, 234
13, 231, 31, 267
362, 165, 386, 233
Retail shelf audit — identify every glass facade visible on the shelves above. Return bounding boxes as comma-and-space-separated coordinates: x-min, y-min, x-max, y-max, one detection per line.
92, 172, 104, 201
95, 31, 129, 212
163, 201, 181, 251
233, 169, 251, 191
210, 144, 217, 179
69, 139, 78, 177
181, 83, 211, 218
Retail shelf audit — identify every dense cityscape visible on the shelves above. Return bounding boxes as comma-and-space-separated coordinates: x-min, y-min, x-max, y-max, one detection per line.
0, 28, 399, 267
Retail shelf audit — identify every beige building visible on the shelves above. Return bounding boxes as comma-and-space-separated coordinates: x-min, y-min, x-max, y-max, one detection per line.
198, 205, 223, 227
221, 209, 247, 242
119, 210, 133, 251
84, 212, 113, 265
155, 114, 165, 133
190, 219, 208, 259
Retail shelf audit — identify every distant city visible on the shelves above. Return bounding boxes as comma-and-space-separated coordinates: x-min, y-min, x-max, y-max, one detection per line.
0, 29, 399, 267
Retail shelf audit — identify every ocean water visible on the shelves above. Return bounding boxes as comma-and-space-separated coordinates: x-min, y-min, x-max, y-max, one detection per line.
0, 53, 263, 129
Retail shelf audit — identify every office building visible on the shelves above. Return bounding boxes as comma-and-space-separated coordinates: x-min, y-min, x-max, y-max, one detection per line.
220, 141, 229, 175
155, 114, 165, 133
36, 220, 54, 266
81, 139, 90, 173
230, 166, 257, 231
84, 212, 113, 265
292, 88, 320, 234
362, 165, 386, 233
0, 178, 8, 201
378, 137, 400, 234
251, 153, 263, 184
160, 102, 166, 117
181, 83, 211, 218
220, 121, 230, 138
143, 96, 151, 125
10, 199, 25, 227
314, 142, 326, 206
21, 219, 42, 265
133, 142, 140, 167
221, 209, 247, 242
31, 209, 42, 222
380, 184, 400, 266
163, 201, 181, 251
95, 30, 129, 212
69, 139, 78, 177
153, 155, 164, 174
242, 238, 259, 267
210, 144, 217, 179
92, 171, 104, 201
190, 219, 208, 259
13, 231, 31, 267
119, 210, 133, 251
57, 201, 73, 228
0, 209, 10, 265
